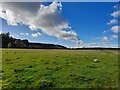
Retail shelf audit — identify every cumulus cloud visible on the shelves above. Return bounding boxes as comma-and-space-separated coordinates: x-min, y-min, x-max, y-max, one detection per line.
111, 25, 120, 33
0, 1, 79, 42
107, 19, 118, 25
106, 5, 120, 42
111, 10, 120, 18
0, 2, 40, 25
20, 33, 29, 36
31, 32, 41, 38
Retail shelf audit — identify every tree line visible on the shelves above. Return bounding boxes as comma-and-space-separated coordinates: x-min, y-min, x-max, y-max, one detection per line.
0, 32, 29, 48
0, 32, 67, 49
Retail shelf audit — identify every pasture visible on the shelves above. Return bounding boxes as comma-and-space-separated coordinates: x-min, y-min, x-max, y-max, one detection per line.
1, 49, 119, 89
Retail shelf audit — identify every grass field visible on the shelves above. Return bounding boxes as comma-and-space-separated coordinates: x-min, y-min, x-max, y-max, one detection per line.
1, 49, 119, 89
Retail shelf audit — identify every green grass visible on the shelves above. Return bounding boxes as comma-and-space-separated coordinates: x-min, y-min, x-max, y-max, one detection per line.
1, 49, 119, 89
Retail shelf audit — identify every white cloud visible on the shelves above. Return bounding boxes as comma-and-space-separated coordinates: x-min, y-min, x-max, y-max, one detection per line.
93, 36, 110, 42
111, 25, 120, 33
113, 5, 119, 9
111, 10, 120, 18
0, 1, 79, 42
82, 36, 111, 48
113, 5, 117, 9
9, 33, 19, 38
89, 43, 99, 46
79, 42, 111, 48
20, 33, 29, 36
103, 30, 110, 34
103, 30, 107, 33
111, 34, 119, 38
31, 32, 41, 38
101, 36, 109, 41
77, 39, 83, 47
107, 19, 118, 25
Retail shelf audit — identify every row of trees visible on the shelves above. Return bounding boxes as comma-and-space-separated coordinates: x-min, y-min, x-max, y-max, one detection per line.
0, 32, 67, 49
0, 32, 29, 48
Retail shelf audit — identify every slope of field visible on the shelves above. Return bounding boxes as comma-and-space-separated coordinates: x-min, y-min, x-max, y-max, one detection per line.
2, 49, 118, 89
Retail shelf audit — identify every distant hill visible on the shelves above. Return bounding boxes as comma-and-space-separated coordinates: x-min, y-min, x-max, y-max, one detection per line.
28, 42, 67, 49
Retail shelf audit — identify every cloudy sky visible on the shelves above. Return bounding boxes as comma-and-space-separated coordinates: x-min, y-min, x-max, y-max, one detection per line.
0, 1, 119, 48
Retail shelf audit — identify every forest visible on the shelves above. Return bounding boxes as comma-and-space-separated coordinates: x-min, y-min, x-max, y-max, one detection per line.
0, 32, 67, 49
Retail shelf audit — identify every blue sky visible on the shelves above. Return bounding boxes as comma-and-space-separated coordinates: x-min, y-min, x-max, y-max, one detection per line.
1, 2, 119, 48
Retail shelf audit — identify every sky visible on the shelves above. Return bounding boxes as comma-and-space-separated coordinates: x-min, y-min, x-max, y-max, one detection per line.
0, 1, 119, 48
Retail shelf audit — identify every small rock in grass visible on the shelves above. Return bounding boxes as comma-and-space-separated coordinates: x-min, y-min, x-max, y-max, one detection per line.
93, 59, 100, 63
94, 59, 97, 62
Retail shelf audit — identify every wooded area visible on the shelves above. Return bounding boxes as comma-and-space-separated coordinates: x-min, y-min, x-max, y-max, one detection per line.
0, 32, 67, 49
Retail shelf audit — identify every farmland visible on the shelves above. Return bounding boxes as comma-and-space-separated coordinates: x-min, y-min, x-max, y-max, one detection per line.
1, 49, 119, 89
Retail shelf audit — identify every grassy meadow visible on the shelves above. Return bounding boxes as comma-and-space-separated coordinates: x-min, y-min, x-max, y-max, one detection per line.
1, 49, 119, 89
